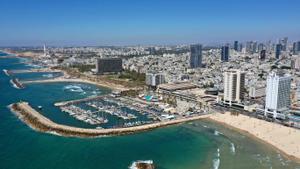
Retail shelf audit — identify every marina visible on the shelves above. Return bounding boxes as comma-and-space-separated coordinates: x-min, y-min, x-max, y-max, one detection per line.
9, 102, 210, 137
61, 105, 108, 125
56, 95, 156, 128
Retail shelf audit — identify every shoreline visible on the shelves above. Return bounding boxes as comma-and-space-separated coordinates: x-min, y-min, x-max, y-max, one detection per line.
21, 72, 139, 92
208, 112, 300, 162
2, 50, 142, 92
8, 101, 300, 162
9, 102, 210, 138
21, 77, 120, 91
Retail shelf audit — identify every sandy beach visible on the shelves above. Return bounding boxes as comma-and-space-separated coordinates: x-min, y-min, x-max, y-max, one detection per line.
209, 112, 300, 161
21, 76, 131, 92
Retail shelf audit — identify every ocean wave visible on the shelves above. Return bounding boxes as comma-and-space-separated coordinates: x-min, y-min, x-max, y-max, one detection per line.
64, 85, 84, 93
92, 91, 101, 95
214, 130, 223, 136
277, 153, 288, 166
212, 148, 220, 169
42, 74, 54, 78
202, 125, 209, 128
47, 131, 62, 136
230, 142, 236, 155
26, 64, 42, 68
80, 91, 87, 95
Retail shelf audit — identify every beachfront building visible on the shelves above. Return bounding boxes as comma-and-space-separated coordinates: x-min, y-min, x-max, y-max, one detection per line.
265, 72, 291, 119
96, 58, 123, 74
223, 69, 245, 106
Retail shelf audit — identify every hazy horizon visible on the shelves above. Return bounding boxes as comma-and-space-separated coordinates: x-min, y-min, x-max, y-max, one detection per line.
0, 0, 300, 46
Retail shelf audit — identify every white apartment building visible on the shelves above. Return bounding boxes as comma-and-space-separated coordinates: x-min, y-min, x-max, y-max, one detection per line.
223, 70, 245, 105
249, 86, 266, 98
265, 72, 291, 119
146, 72, 165, 87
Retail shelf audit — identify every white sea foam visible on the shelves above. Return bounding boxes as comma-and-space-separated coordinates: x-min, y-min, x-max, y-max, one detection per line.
203, 125, 208, 128
230, 142, 236, 154
277, 153, 287, 166
213, 148, 220, 169
26, 64, 42, 68
64, 85, 84, 93
47, 131, 62, 136
214, 130, 223, 136
42, 74, 54, 78
92, 91, 101, 95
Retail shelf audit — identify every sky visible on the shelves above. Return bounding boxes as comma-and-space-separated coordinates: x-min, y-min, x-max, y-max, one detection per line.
0, 0, 299, 46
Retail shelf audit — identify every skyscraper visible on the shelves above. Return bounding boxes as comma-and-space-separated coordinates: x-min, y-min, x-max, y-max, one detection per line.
280, 37, 288, 51
223, 70, 245, 105
258, 43, 264, 53
260, 50, 266, 60
275, 44, 282, 59
221, 46, 229, 62
148, 47, 156, 55
293, 42, 297, 55
265, 72, 291, 119
293, 41, 300, 55
189, 44, 202, 68
238, 43, 243, 52
245, 41, 257, 54
253, 41, 258, 53
234, 41, 239, 51
246, 41, 252, 53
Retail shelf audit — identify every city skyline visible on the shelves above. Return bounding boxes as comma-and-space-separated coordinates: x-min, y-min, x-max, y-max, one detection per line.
0, 0, 300, 46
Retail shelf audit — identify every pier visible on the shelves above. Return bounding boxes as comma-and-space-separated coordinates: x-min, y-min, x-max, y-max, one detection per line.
54, 95, 108, 107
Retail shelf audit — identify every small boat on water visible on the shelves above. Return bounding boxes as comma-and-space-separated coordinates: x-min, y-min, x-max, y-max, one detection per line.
38, 106, 43, 110
129, 160, 154, 169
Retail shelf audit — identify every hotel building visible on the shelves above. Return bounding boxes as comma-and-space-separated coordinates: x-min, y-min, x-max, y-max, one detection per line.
265, 72, 291, 119
223, 70, 245, 105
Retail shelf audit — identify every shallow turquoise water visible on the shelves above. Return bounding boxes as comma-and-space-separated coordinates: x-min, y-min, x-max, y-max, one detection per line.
0, 52, 299, 169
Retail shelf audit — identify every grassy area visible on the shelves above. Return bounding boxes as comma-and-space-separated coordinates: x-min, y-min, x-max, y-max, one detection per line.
56, 66, 145, 88
118, 70, 145, 82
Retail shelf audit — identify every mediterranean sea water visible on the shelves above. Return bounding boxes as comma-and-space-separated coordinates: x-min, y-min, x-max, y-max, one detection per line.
0, 51, 299, 169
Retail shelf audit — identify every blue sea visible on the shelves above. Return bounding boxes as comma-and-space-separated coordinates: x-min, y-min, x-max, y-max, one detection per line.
0, 51, 299, 169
